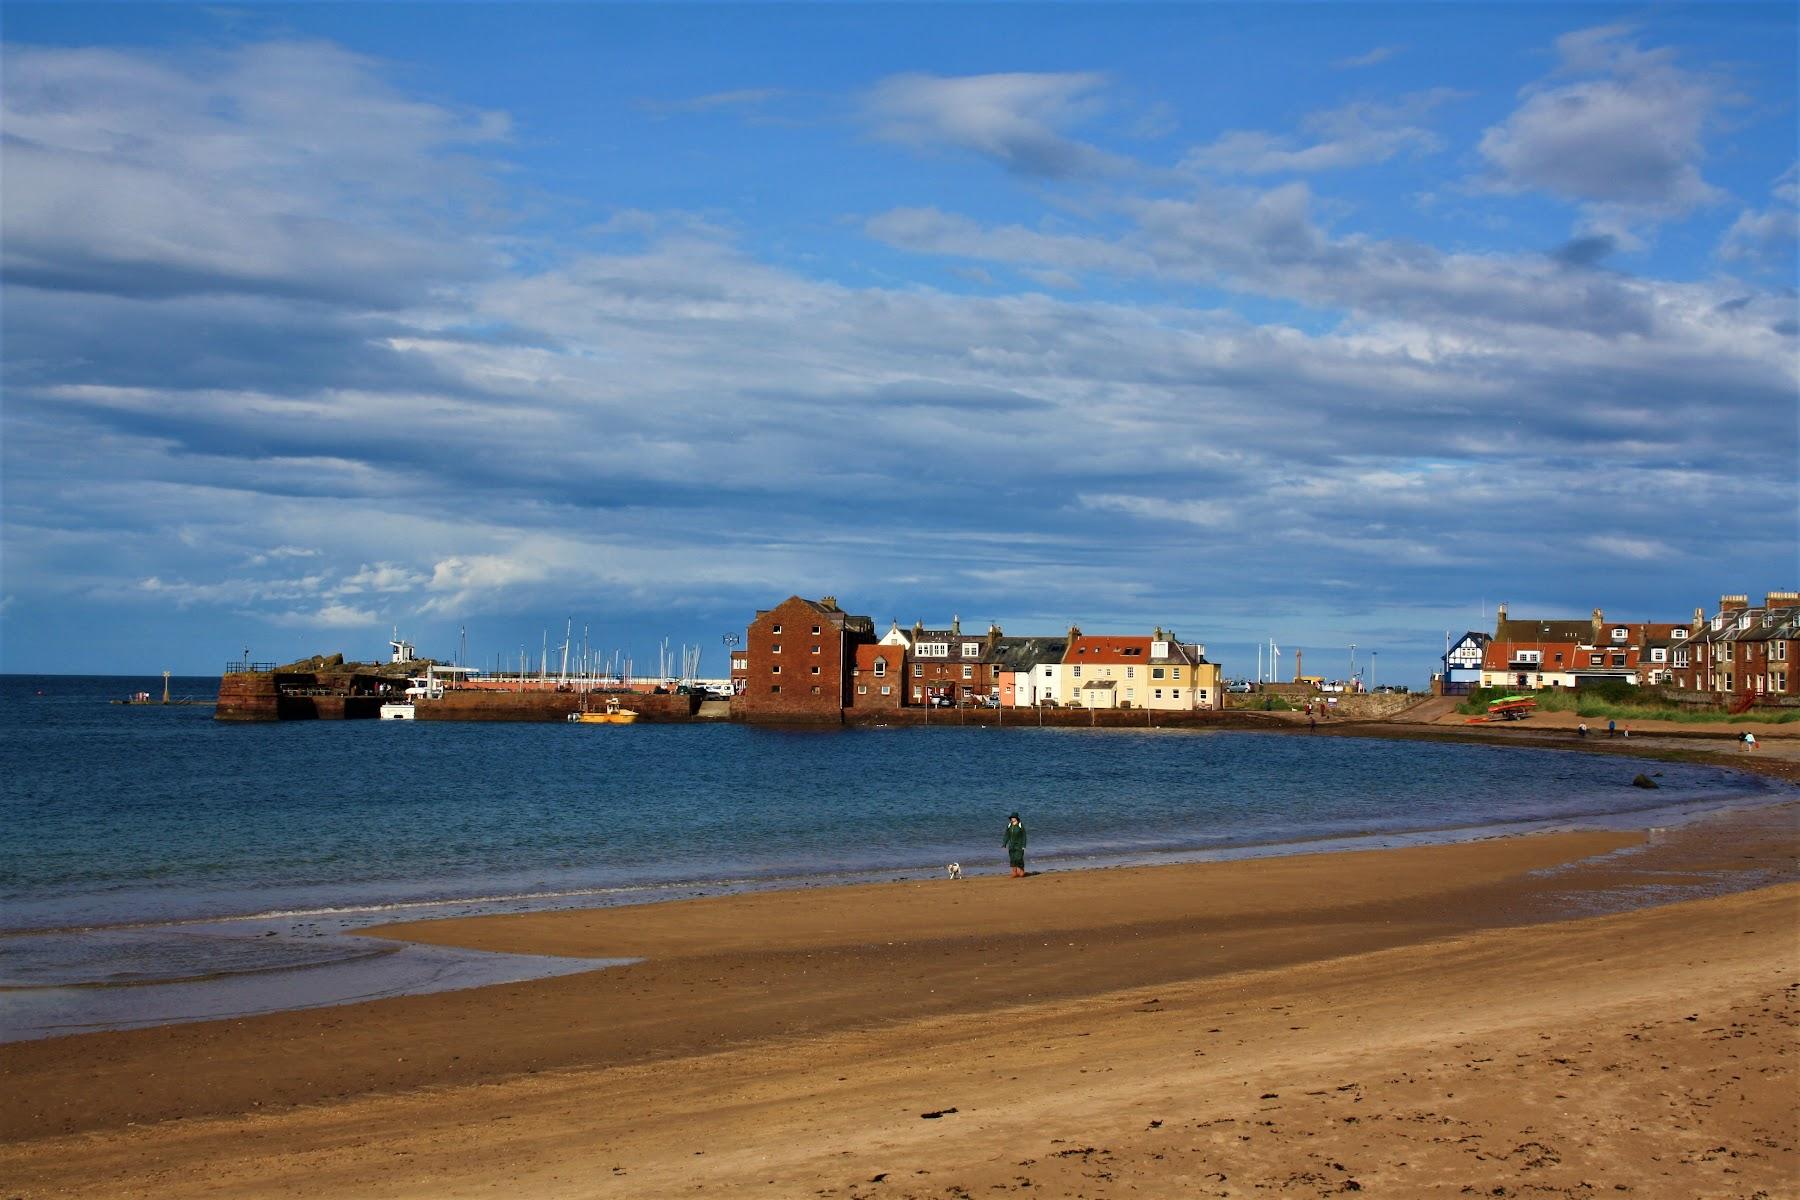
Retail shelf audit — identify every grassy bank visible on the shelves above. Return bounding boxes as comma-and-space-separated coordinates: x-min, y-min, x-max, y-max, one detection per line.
1456, 684, 1800, 725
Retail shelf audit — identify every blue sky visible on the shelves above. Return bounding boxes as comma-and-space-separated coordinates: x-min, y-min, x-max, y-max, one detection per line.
2, 3, 1795, 685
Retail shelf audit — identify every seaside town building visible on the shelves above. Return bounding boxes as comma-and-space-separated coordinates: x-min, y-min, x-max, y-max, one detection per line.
733, 595, 874, 722
1059, 629, 1221, 711
995, 635, 1070, 707
1440, 631, 1490, 694
1669, 593, 1800, 700
1481, 604, 1693, 692
881, 617, 1004, 706
849, 643, 906, 709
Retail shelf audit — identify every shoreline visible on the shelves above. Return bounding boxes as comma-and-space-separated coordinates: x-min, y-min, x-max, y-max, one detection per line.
2, 729, 1795, 1197
1, 726, 1791, 1044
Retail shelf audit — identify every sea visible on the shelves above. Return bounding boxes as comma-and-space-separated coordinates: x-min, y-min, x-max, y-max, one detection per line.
1, 673, 1788, 1041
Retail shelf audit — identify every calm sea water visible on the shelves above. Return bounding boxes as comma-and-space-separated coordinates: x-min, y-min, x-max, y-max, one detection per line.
0, 673, 1783, 1038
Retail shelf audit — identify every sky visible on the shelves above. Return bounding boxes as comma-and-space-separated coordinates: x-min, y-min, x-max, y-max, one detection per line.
2, 3, 1796, 686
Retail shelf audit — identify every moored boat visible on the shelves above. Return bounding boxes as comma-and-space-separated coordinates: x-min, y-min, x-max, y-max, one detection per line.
568, 697, 639, 725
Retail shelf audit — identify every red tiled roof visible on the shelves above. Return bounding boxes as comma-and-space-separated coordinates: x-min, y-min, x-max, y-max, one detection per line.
1064, 635, 1153, 665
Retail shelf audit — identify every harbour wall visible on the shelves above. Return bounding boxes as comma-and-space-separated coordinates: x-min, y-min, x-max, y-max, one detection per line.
216, 672, 394, 721
416, 690, 701, 722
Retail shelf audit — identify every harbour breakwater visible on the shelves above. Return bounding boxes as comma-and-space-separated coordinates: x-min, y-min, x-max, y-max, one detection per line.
215, 670, 703, 722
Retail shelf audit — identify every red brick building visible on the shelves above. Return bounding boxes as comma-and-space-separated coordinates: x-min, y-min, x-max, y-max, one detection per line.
733, 596, 874, 722
849, 643, 905, 709
1670, 592, 1800, 700
895, 619, 1003, 706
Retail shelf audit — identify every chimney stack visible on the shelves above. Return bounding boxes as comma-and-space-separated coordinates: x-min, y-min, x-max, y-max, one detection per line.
1720, 594, 1748, 612
1766, 591, 1799, 609
1591, 608, 1604, 643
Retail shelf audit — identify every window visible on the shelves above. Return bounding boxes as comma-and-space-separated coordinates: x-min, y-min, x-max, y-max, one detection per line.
772, 624, 782, 634
811, 665, 820, 675
1612, 627, 1628, 642
812, 625, 821, 635
771, 643, 781, 654
1775, 671, 1787, 691
913, 687, 922, 701
770, 685, 781, 694
1672, 628, 1687, 639
963, 642, 980, 658
914, 663, 922, 677
1777, 642, 1788, 661
1173, 689, 1182, 700
880, 685, 891, 696
811, 686, 820, 695
1172, 668, 1182, 680
1153, 689, 1163, 700
1151, 667, 1165, 680
1126, 667, 1135, 679
857, 685, 867, 695
1073, 665, 1082, 678
811, 645, 820, 655
962, 665, 973, 680
1588, 653, 1602, 666
1674, 650, 1689, 668
771, 664, 781, 675
1651, 648, 1666, 663
1126, 688, 1135, 700
873, 660, 886, 677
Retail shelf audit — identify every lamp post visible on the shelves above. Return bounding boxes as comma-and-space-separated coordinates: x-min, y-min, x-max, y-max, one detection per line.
722, 633, 739, 696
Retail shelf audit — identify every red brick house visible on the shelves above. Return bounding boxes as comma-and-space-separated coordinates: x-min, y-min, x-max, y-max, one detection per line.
849, 643, 905, 709
1671, 592, 1800, 700
733, 596, 874, 722
894, 618, 1003, 706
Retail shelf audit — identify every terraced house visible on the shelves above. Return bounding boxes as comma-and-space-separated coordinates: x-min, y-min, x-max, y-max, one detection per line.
1060, 629, 1221, 711
1670, 593, 1800, 700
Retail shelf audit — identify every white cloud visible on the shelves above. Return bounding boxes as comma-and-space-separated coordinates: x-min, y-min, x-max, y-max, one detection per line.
1718, 164, 1800, 270
1184, 90, 1459, 176
267, 602, 380, 628
1335, 46, 1402, 70
1, 40, 508, 305
1475, 24, 1725, 222
337, 562, 427, 594
862, 71, 1123, 178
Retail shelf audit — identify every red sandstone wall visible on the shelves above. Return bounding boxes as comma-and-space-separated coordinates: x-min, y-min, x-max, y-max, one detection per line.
216, 673, 279, 721
417, 690, 699, 722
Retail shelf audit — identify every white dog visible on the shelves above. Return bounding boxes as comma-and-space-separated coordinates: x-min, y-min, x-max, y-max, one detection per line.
946, 862, 963, 880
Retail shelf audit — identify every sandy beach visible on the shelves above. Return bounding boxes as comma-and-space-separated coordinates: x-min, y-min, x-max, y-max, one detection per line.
3, 731, 1796, 1199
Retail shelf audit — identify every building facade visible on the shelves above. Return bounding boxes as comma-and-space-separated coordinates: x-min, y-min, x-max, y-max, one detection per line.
733, 595, 874, 722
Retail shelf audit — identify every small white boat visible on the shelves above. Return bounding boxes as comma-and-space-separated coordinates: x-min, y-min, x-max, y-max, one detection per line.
379, 702, 416, 720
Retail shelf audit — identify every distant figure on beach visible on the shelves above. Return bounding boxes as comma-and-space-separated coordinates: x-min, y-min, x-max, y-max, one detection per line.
1743, 731, 1757, 752
1577, 722, 1588, 738
1607, 719, 1617, 737
1003, 812, 1028, 878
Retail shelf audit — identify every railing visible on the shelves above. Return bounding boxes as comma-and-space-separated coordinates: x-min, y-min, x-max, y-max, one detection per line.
224, 661, 277, 674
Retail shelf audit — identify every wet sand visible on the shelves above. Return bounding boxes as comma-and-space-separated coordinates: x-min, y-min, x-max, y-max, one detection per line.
2, 734, 1796, 1198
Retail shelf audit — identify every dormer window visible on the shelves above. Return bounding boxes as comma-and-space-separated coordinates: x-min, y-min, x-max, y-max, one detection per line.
1672, 629, 1687, 640
1611, 627, 1628, 642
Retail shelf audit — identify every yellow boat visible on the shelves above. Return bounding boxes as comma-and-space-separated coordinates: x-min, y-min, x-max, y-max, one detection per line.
568, 697, 640, 725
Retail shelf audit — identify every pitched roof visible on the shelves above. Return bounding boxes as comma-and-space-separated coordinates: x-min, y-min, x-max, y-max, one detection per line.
1065, 635, 1153, 664
991, 637, 1068, 672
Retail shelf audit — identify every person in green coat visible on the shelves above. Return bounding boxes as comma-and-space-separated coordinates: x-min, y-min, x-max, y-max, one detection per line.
1003, 812, 1028, 878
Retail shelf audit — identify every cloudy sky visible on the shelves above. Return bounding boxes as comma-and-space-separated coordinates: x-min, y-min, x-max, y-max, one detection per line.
2, 4, 1795, 684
